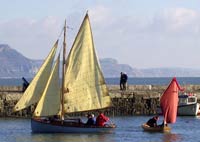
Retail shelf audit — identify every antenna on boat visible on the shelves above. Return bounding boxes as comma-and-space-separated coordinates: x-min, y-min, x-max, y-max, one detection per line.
61, 19, 66, 120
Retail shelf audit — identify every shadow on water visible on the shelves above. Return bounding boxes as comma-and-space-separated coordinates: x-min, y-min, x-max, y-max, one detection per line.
162, 133, 182, 142
13, 132, 114, 142
27, 131, 182, 142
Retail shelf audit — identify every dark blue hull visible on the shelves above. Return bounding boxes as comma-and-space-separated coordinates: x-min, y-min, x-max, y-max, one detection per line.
31, 118, 116, 133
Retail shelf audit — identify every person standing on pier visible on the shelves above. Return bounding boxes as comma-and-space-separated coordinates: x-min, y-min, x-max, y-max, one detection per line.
120, 72, 128, 90
120, 72, 124, 90
123, 72, 128, 90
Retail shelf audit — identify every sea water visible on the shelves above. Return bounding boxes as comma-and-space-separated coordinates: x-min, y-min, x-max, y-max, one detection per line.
1, 77, 200, 142
0, 116, 200, 142
1, 77, 200, 86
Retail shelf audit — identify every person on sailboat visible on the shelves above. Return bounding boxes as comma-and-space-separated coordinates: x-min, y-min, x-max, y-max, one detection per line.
146, 115, 159, 127
96, 112, 109, 126
85, 113, 95, 125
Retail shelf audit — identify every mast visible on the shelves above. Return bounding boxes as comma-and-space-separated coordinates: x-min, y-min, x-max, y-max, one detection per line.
61, 20, 66, 120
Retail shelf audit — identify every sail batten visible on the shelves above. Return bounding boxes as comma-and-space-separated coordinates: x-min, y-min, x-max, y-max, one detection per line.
64, 13, 112, 113
34, 54, 61, 117
14, 41, 58, 112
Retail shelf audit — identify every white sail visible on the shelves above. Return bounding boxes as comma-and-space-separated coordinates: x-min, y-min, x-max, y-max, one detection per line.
34, 54, 61, 117
14, 41, 58, 111
64, 14, 112, 113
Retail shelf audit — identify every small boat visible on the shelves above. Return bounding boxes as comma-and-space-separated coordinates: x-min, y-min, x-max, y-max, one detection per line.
157, 92, 200, 116
142, 77, 183, 132
141, 123, 170, 132
13, 12, 116, 133
178, 93, 200, 116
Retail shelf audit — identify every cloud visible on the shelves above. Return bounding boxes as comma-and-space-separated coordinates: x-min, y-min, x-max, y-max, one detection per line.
87, 7, 200, 68
0, 17, 63, 59
1, 7, 200, 68
165, 8, 197, 28
89, 5, 114, 29
151, 8, 200, 37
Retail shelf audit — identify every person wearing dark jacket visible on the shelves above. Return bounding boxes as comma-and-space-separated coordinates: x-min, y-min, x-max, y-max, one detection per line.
123, 73, 128, 90
86, 114, 95, 125
120, 72, 128, 90
146, 116, 159, 127
120, 72, 124, 90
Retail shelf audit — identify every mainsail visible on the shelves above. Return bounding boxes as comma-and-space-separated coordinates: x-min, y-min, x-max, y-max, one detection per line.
14, 41, 58, 112
160, 77, 183, 124
64, 13, 112, 113
34, 54, 61, 117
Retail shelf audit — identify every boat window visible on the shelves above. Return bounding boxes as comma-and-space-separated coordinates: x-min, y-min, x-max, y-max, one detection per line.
179, 98, 187, 104
188, 98, 196, 103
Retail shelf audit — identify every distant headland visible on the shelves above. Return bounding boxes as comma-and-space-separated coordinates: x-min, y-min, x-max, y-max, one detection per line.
1, 44, 200, 78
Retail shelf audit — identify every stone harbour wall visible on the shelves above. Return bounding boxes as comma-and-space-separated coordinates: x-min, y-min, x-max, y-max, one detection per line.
1, 85, 200, 117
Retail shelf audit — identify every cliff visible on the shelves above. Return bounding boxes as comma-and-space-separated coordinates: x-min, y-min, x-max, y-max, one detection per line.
1, 44, 200, 77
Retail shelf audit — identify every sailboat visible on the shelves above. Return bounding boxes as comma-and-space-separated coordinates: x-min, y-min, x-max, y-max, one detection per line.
142, 77, 183, 132
13, 13, 116, 133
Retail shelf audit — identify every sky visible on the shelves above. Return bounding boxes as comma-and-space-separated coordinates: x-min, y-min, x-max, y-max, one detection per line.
1, 0, 200, 69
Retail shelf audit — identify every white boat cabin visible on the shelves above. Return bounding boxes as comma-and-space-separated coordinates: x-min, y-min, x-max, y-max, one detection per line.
178, 93, 197, 105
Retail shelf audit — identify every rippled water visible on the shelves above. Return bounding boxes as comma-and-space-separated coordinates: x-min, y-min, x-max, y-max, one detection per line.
0, 116, 200, 142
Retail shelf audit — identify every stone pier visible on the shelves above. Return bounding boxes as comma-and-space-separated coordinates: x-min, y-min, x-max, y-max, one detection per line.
0, 85, 200, 117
